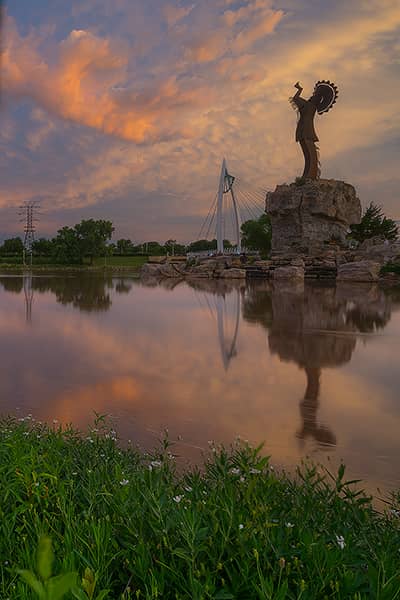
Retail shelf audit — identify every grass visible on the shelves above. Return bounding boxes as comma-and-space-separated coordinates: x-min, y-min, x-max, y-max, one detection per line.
92, 256, 148, 268
0, 416, 399, 599
0, 256, 148, 272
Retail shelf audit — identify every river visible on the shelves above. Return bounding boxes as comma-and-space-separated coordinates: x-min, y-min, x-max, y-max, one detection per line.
1, 272, 399, 495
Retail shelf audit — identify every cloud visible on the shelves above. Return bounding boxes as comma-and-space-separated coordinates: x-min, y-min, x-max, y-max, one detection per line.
3, 19, 210, 144
163, 3, 195, 27
1, 0, 400, 239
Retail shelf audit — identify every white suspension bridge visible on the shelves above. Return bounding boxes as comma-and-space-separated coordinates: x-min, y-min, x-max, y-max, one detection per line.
193, 159, 267, 255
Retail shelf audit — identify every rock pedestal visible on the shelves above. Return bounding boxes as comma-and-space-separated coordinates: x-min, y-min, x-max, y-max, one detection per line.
266, 179, 361, 254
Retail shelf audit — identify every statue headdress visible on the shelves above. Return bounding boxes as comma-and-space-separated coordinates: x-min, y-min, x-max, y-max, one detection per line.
313, 80, 338, 115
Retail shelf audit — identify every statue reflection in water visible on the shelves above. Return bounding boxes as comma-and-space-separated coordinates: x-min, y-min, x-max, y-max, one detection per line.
243, 280, 392, 449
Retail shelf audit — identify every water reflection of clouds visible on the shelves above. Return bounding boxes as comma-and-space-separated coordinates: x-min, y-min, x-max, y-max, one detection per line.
0, 275, 399, 492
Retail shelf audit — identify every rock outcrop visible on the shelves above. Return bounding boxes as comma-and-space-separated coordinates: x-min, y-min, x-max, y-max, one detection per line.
337, 261, 381, 282
273, 266, 304, 281
266, 179, 361, 254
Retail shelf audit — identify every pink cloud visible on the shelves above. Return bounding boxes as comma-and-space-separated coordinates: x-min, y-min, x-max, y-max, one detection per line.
3, 19, 210, 143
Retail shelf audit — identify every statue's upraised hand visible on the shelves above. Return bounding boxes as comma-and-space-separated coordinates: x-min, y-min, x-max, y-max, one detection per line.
294, 81, 303, 91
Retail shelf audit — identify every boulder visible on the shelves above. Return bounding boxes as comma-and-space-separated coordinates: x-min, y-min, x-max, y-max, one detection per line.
273, 266, 304, 280
266, 179, 361, 253
220, 268, 246, 279
141, 263, 163, 276
337, 261, 381, 282
290, 258, 305, 268
158, 263, 183, 278
148, 256, 167, 264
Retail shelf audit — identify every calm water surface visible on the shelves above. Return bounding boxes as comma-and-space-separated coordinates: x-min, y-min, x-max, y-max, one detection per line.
1, 272, 400, 494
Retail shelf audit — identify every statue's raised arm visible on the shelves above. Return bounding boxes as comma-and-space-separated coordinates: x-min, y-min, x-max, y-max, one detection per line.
290, 80, 338, 180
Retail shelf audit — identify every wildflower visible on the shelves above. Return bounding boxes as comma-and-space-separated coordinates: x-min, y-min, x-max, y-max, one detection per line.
86, 437, 94, 443
150, 460, 162, 468
173, 495, 183, 503
239, 476, 245, 483
23, 432, 29, 437
286, 522, 295, 528
72, 472, 78, 476
390, 509, 400, 518
230, 468, 240, 475
119, 479, 129, 486
184, 485, 193, 492
239, 524, 244, 530
53, 419, 58, 424
250, 468, 261, 474
335, 535, 345, 550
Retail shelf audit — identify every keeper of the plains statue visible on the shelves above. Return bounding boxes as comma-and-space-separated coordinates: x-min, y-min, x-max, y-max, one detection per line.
290, 80, 338, 180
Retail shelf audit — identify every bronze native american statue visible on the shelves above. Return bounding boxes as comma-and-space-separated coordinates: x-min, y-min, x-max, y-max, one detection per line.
290, 80, 338, 179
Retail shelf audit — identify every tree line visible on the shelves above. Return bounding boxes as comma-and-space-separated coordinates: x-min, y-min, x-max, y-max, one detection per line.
0, 204, 397, 264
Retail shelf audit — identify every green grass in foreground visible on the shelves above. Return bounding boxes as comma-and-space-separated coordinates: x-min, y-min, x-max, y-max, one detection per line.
0, 417, 399, 599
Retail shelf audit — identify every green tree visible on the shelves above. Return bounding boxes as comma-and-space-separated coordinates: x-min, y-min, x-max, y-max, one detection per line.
52, 227, 82, 264
350, 203, 398, 243
32, 238, 53, 256
241, 214, 271, 253
115, 238, 134, 255
0, 237, 24, 255
74, 219, 114, 265
142, 241, 166, 255
187, 239, 217, 253
164, 239, 186, 255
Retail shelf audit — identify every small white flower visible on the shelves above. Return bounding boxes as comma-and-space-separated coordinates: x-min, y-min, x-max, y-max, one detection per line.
184, 485, 193, 493
150, 460, 162, 468
173, 495, 183, 503
23, 432, 29, 436
119, 479, 129, 486
87, 469, 92, 474
335, 535, 345, 550
86, 437, 94, 443
286, 522, 295, 528
239, 523, 244, 530
239, 476, 245, 483
72, 472, 78, 476
230, 468, 241, 475
53, 419, 58, 424
250, 468, 261, 474
390, 509, 400, 518
34, 482, 40, 487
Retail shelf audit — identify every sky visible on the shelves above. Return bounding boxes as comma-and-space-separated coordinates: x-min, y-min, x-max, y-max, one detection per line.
1, 0, 399, 243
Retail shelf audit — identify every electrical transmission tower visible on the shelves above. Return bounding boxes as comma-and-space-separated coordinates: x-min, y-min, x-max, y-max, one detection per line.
18, 202, 40, 267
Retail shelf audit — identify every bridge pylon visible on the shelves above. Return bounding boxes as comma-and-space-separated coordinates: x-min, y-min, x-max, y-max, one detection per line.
216, 158, 242, 254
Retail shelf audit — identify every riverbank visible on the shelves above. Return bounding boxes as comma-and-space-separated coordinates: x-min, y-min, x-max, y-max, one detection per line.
1, 417, 399, 599
0, 256, 147, 274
